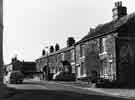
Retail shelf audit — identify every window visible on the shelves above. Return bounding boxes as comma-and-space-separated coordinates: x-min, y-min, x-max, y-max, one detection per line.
80, 62, 86, 76
103, 38, 107, 52
72, 65, 75, 73
80, 45, 85, 57
61, 53, 65, 61
71, 50, 75, 61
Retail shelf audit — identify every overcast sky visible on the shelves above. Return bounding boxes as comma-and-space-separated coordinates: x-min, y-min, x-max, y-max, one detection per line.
3, 0, 135, 64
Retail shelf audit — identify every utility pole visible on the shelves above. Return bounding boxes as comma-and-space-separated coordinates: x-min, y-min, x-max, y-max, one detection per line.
0, 0, 3, 85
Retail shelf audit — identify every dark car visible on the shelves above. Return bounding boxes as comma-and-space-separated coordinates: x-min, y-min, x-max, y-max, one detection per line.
96, 78, 114, 88
3, 71, 24, 84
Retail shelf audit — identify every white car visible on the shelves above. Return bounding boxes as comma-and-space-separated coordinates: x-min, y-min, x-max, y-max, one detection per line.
3, 71, 11, 84
53, 71, 61, 80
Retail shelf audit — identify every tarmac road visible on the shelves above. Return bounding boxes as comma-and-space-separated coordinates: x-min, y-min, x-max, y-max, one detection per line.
4, 79, 133, 100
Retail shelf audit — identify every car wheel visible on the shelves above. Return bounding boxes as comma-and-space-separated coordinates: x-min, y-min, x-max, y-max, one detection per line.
15, 80, 19, 84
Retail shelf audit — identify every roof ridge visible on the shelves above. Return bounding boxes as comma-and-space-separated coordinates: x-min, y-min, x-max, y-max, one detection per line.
77, 12, 135, 44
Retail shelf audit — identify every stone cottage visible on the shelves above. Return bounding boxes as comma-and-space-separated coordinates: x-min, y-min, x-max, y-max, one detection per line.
75, 1, 135, 86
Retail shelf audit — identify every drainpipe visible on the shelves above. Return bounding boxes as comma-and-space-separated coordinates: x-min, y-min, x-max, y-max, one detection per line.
74, 44, 77, 81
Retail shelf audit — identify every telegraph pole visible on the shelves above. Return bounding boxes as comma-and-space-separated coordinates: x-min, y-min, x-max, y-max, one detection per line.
0, 0, 3, 85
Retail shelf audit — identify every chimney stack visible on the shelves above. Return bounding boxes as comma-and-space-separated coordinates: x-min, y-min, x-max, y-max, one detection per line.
112, 1, 127, 20
67, 37, 75, 47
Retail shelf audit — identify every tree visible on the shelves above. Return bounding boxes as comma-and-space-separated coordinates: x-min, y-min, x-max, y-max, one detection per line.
55, 43, 60, 51
50, 45, 54, 53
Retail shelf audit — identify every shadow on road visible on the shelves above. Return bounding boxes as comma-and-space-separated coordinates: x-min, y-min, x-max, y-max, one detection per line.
3, 87, 132, 100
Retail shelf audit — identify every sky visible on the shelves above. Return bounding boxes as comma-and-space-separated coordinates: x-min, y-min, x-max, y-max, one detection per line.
3, 0, 135, 64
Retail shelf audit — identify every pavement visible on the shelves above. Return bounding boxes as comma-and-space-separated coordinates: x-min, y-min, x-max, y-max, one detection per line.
1, 79, 135, 100
52, 80, 135, 99
24, 78, 135, 99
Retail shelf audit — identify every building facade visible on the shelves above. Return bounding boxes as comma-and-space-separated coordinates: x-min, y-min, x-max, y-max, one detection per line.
75, 2, 135, 86
36, 46, 75, 80
5, 57, 36, 78
36, 1, 135, 86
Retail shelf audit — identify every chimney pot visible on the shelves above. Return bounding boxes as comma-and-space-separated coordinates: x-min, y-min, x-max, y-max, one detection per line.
112, 1, 127, 20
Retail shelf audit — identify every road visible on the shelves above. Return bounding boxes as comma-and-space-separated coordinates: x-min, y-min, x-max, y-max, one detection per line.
5, 79, 132, 100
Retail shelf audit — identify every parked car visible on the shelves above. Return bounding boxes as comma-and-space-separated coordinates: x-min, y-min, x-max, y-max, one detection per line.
96, 78, 110, 88
96, 78, 118, 88
3, 71, 24, 84
53, 71, 75, 81
53, 71, 62, 80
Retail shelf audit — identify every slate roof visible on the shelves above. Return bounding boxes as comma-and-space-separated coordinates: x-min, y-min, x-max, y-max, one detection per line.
36, 12, 135, 61
36, 46, 74, 60
77, 12, 135, 44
